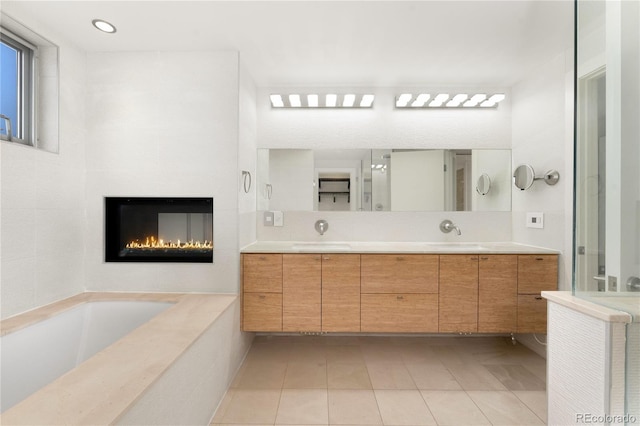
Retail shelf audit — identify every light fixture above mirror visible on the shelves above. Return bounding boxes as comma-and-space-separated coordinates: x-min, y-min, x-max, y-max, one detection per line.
395, 93, 505, 108
270, 93, 375, 108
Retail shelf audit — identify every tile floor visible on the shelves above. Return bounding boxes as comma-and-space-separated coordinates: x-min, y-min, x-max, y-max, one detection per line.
211, 335, 547, 426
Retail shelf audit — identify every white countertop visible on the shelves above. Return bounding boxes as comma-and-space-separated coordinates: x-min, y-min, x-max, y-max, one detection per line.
241, 241, 559, 254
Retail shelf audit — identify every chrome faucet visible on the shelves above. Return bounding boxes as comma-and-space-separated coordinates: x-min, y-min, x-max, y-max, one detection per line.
439, 220, 461, 236
315, 219, 329, 236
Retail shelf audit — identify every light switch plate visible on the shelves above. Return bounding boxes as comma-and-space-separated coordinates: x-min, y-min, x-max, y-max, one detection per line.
263, 211, 274, 227
526, 212, 544, 229
273, 211, 284, 227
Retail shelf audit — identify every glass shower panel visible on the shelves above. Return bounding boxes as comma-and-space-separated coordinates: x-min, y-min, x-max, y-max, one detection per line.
574, 0, 639, 421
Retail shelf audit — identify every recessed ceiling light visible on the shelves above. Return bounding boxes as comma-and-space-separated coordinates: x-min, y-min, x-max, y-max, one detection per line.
342, 94, 356, 107
92, 19, 117, 34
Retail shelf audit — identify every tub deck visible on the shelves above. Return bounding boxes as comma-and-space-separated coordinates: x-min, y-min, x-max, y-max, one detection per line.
0, 292, 237, 425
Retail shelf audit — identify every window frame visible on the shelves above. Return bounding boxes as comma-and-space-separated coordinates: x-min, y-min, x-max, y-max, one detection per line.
1, 27, 35, 146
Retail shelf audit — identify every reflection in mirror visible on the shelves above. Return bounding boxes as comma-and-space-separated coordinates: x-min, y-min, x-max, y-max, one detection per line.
258, 148, 512, 212
476, 174, 491, 195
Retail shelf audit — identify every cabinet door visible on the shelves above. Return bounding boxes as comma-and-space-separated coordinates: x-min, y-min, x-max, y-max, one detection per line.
243, 293, 282, 331
282, 254, 322, 332
243, 254, 283, 293
478, 255, 517, 333
361, 294, 438, 333
361, 254, 438, 293
322, 254, 361, 332
517, 295, 547, 333
517, 255, 558, 294
439, 255, 478, 333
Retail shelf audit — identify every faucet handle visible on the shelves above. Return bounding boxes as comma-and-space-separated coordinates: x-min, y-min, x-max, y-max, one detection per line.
439, 219, 461, 235
315, 219, 329, 236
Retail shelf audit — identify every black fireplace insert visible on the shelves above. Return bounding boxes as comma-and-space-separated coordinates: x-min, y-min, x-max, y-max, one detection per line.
105, 197, 213, 263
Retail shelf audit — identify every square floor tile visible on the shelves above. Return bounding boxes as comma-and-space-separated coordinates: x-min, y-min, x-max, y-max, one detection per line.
235, 360, 288, 389
405, 362, 461, 390
283, 361, 327, 389
448, 363, 508, 390
420, 390, 491, 426
484, 364, 546, 391
275, 389, 328, 425
328, 390, 382, 425
513, 390, 548, 423
327, 362, 372, 389
467, 390, 545, 425
220, 389, 281, 424
374, 390, 436, 425
366, 363, 416, 390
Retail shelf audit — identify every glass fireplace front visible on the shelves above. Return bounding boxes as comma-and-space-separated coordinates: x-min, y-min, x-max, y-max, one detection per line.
105, 197, 213, 263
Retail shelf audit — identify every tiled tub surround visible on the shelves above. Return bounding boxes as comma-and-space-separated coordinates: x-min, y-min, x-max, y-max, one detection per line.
0, 292, 252, 425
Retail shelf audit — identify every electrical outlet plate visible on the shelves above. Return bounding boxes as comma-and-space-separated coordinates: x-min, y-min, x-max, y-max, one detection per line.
273, 211, 284, 227
263, 211, 274, 227
526, 212, 544, 229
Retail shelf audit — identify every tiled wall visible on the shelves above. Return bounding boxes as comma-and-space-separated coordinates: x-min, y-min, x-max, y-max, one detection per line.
84, 51, 242, 293
0, 26, 87, 319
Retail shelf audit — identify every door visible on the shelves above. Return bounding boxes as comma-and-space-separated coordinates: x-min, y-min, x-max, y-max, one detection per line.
322, 254, 361, 332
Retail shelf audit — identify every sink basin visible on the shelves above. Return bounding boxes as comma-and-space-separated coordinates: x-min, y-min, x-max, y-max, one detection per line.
291, 243, 352, 252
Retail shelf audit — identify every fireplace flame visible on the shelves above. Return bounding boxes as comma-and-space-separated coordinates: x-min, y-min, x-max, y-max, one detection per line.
126, 236, 213, 250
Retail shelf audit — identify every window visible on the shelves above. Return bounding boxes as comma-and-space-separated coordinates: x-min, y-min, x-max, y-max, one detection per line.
1, 29, 34, 145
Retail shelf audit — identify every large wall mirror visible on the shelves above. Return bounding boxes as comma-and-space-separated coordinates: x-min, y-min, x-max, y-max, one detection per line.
257, 148, 511, 212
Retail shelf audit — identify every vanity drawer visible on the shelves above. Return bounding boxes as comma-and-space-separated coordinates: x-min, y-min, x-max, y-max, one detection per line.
361, 254, 439, 293
243, 254, 283, 293
243, 292, 282, 332
361, 293, 438, 333
517, 255, 558, 294
517, 294, 547, 333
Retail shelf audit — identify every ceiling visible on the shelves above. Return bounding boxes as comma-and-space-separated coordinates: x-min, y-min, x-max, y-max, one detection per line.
2, 1, 574, 87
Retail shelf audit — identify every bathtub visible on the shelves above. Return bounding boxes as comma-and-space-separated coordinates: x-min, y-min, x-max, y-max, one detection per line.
0, 292, 252, 425
1, 300, 173, 412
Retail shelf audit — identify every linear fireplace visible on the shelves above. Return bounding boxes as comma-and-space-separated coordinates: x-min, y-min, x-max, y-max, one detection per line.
105, 197, 213, 263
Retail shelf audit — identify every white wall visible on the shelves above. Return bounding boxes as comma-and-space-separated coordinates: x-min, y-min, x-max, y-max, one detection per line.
511, 51, 575, 291
238, 59, 258, 249
0, 15, 87, 319
84, 51, 241, 293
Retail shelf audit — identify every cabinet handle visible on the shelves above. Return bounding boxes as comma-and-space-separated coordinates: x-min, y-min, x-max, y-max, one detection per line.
470, 257, 478, 261
396, 256, 405, 261
259, 295, 266, 299
258, 256, 267, 260
535, 296, 543, 300
397, 295, 404, 300
535, 257, 544, 261
480, 257, 489, 260
323, 256, 330, 261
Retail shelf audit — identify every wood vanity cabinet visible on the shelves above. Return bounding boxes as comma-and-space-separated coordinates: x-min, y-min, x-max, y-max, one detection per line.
282, 254, 322, 332
321, 254, 361, 332
478, 255, 517, 333
517, 255, 558, 333
242, 254, 283, 332
439, 255, 479, 333
241, 250, 558, 335
361, 254, 438, 332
